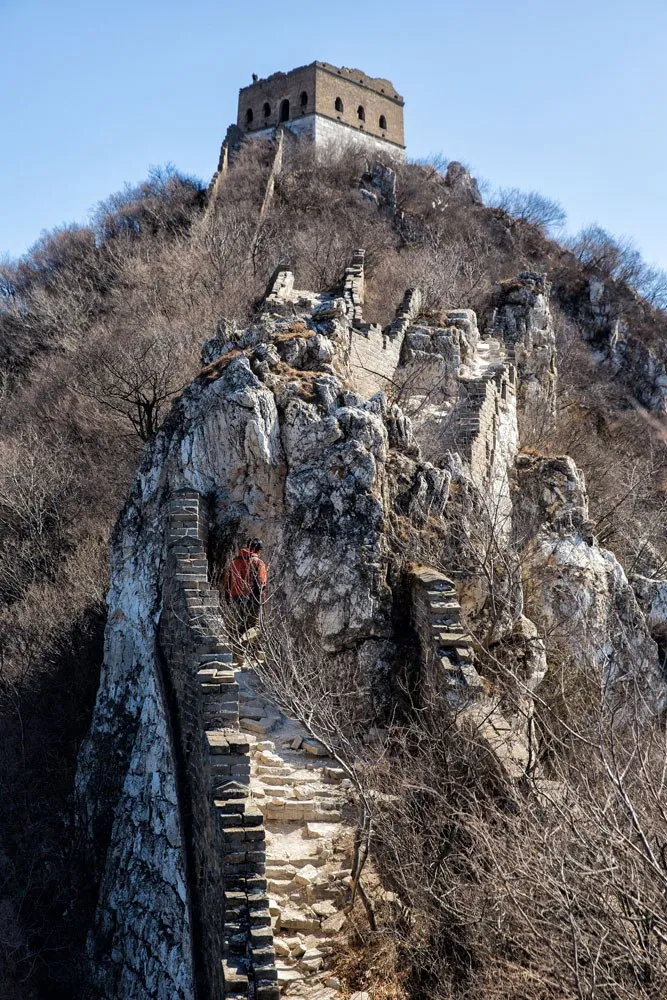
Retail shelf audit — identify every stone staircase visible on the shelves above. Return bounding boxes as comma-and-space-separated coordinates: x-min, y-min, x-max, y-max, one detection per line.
165, 491, 350, 997
342, 249, 365, 326
236, 667, 353, 998
409, 564, 532, 781
164, 492, 280, 1000
442, 338, 516, 484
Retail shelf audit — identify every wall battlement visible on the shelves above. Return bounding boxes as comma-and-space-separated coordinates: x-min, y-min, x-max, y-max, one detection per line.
160, 491, 279, 1000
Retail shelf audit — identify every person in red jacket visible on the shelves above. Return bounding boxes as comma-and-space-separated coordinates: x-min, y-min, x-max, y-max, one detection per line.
223, 538, 267, 646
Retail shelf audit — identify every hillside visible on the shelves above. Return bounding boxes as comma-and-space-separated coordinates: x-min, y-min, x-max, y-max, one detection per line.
2, 142, 667, 1000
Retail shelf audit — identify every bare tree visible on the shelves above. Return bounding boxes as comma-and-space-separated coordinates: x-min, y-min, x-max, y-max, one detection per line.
493, 187, 567, 236
74, 324, 196, 440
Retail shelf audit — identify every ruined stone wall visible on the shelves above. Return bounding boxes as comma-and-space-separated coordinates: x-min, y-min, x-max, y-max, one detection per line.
408, 565, 532, 780
443, 362, 517, 489
159, 490, 278, 1000
348, 325, 403, 398
408, 565, 483, 703
347, 281, 422, 398
343, 249, 365, 325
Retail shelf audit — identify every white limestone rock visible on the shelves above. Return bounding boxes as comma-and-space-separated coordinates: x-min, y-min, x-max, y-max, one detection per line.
515, 455, 666, 711
490, 271, 557, 418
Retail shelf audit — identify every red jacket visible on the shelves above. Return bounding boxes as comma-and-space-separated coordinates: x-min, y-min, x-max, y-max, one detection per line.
223, 548, 267, 601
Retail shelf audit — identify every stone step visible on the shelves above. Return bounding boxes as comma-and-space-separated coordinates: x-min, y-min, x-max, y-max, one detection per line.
249, 908, 272, 927
276, 967, 304, 985
265, 864, 297, 880
200, 652, 234, 664
256, 764, 292, 777
242, 718, 278, 736
267, 855, 327, 869
253, 772, 292, 786
221, 959, 248, 994
267, 878, 294, 895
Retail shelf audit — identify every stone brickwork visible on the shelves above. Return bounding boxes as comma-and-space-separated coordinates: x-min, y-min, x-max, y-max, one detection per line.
239, 115, 406, 162
262, 265, 342, 318
342, 249, 365, 325
408, 565, 531, 781
159, 490, 279, 1000
388, 287, 423, 339
314, 62, 404, 147
442, 347, 517, 487
346, 264, 422, 399
235, 61, 405, 159
408, 565, 484, 703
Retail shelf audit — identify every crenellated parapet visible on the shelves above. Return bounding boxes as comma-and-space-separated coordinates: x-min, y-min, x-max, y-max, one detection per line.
159, 490, 279, 1000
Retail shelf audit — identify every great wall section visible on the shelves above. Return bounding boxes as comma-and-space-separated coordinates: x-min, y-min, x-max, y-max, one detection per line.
75, 216, 667, 999
159, 491, 356, 999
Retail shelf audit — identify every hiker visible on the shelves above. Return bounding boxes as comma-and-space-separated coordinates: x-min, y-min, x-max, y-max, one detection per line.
222, 538, 267, 639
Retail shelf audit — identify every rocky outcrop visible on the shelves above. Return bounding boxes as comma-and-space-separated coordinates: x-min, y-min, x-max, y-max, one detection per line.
399, 307, 479, 410
444, 161, 483, 206
632, 575, 667, 641
588, 277, 667, 413
513, 455, 666, 710
489, 272, 557, 423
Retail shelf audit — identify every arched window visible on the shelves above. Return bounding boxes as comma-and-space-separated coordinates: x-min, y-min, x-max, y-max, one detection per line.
263, 102, 271, 118
280, 98, 290, 122
357, 105, 365, 122
334, 96, 344, 113
379, 114, 387, 130
300, 91, 308, 108
245, 108, 254, 124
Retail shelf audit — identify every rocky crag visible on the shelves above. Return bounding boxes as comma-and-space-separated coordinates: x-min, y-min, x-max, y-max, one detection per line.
77, 247, 667, 999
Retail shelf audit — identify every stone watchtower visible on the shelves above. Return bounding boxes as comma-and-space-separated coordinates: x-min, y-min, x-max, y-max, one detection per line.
227, 61, 405, 161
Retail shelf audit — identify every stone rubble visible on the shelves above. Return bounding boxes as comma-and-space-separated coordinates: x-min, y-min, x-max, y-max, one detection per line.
236, 665, 355, 996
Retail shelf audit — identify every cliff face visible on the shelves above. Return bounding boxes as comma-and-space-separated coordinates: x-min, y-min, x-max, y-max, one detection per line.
77, 259, 667, 999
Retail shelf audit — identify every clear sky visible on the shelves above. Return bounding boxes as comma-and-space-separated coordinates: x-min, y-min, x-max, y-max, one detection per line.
2, 0, 666, 267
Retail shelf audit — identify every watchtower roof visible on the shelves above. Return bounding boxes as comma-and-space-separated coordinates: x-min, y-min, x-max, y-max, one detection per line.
239, 61, 404, 104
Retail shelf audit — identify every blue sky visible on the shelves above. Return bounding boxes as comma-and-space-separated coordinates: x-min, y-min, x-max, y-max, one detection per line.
2, 0, 666, 267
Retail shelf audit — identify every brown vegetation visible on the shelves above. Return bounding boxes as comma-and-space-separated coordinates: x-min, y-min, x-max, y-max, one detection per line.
1, 141, 667, 997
